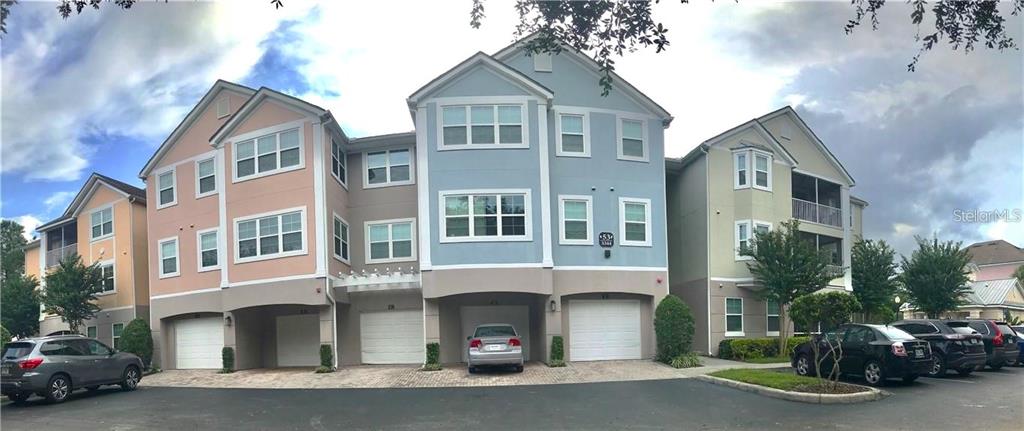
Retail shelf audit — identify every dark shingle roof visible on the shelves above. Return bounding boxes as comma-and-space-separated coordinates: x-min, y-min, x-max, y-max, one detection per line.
965, 240, 1024, 266
93, 173, 146, 201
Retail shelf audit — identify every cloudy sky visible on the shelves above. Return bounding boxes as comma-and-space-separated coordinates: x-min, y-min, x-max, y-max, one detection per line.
1, 0, 1021, 257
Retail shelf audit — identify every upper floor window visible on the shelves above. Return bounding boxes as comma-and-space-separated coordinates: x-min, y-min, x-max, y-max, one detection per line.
196, 158, 216, 198
158, 237, 179, 278
733, 149, 772, 191
90, 207, 113, 239
441, 105, 525, 148
617, 118, 647, 162
157, 170, 176, 208
331, 139, 347, 186
559, 195, 592, 245
366, 219, 415, 263
197, 229, 219, 271
234, 128, 301, 181
236, 209, 305, 262
333, 215, 350, 262
442, 191, 529, 242
99, 262, 114, 293
734, 152, 747, 188
364, 148, 412, 188
556, 112, 589, 157
619, 197, 651, 247
754, 153, 770, 188
735, 220, 771, 260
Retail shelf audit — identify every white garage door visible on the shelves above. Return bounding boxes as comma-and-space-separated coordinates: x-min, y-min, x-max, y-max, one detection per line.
460, 305, 530, 362
175, 317, 224, 369
276, 314, 320, 367
570, 300, 642, 361
360, 310, 424, 364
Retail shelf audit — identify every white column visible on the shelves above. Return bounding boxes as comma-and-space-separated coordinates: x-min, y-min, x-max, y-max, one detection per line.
537, 102, 553, 267
841, 186, 852, 291
415, 106, 432, 270
312, 120, 327, 277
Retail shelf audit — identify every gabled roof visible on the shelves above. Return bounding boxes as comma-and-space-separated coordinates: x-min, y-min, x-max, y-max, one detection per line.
407, 51, 554, 106
209, 86, 330, 146
492, 32, 673, 123
758, 106, 856, 186
964, 278, 1024, 306
36, 173, 146, 232
965, 239, 1024, 266
699, 118, 799, 166
850, 195, 869, 207
139, 80, 256, 179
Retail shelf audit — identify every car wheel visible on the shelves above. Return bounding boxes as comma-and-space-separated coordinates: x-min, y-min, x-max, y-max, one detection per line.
902, 374, 918, 384
45, 374, 71, 404
956, 367, 974, 376
863, 360, 885, 386
989, 362, 1003, 370
794, 354, 813, 377
928, 354, 946, 377
120, 366, 141, 391
515, 365, 524, 373
468, 366, 476, 374
7, 392, 31, 403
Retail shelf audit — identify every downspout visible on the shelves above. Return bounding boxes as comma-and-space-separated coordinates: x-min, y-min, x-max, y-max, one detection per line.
702, 146, 712, 356
324, 279, 339, 369
128, 196, 137, 321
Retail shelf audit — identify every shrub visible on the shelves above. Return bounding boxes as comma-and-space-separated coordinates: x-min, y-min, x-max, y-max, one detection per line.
421, 363, 442, 372
547, 359, 566, 368
785, 336, 810, 357
315, 366, 332, 374
669, 352, 702, 369
221, 347, 234, 373
717, 339, 734, 359
119, 318, 154, 367
550, 335, 564, 362
319, 344, 333, 369
0, 325, 11, 344
423, 342, 441, 371
654, 295, 695, 363
718, 337, 809, 360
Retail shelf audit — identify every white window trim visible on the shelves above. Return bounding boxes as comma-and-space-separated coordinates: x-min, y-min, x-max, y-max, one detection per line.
89, 205, 114, 242
97, 259, 116, 296
618, 197, 652, 247
752, 150, 773, 192
364, 217, 417, 264
554, 109, 590, 157
362, 147, 415, 189
332, 212, 351, 264
232, 206, 309, 264
194, 157, 218, 199
112, 322, 124, 349
158, 236, 180, 279
230, 119, 307, 184
156, 167, 178, 209
732, 148, 773, 191
725, 297, 745, 337
86, 325, 97, 339
616, 116, 649, 162
438, 189, 534, 243
436, 103, 530, 151
766, 300, 780, 337
733, 150, 748, 189
330, 138, 348, 189
736, 220, 772, 261
196, 228, 220, 273
558, 195, 593, 245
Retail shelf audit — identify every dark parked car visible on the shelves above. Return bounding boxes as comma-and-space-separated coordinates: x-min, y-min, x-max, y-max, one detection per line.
1, 335, 143, 404
892, 319, 987, 376
946, 320, 1018, 370
791, 323, 932, 386
1012, 325, 1024, 366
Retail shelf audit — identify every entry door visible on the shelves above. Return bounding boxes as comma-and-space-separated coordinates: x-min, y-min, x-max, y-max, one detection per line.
276, 314, 321, 367
569, 300, 642, 361
360, 310, 424, 364
460, 305, 531, 362
175, 317, 224, 369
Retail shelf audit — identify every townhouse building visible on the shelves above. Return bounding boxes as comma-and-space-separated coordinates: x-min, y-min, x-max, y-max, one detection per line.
24, 173, 150, 349
665, 107, 866, 355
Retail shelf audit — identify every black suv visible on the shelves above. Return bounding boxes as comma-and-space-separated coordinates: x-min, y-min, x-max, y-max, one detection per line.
892, 319, 987, 376
791, 323, 932, 386
947, 319, 1019, 370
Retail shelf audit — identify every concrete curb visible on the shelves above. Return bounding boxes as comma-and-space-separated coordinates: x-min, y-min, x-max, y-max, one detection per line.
694, 375, 888, 404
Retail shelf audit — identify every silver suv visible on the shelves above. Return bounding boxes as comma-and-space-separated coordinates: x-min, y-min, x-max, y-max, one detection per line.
1, 335, 143, 403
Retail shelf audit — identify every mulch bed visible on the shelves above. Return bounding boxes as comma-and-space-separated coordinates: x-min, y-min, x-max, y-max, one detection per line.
791, 382, 870, 394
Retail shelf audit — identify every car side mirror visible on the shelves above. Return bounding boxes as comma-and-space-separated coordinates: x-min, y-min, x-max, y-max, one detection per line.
466, 336, 471, 341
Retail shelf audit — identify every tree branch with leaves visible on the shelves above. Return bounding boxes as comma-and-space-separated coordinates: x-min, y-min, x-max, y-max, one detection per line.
40, 255, 104, 334
789, 291, 861, 389
899, 236, 972, 319
852, 238, 899, 323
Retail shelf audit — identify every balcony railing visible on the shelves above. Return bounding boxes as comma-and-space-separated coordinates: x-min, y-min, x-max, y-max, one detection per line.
792, 198, 842, 228
45, 244, 78, 268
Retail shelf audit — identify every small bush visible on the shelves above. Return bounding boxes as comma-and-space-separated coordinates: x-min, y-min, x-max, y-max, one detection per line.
221, 347, 234, 373
717, 339, 734, 359
421, 363, 442, 372
654, 295, 695, 363
786, 336, 810, 357
319, 344, 333, 369
550, 336, 564, 362
314, 366, 333, 374
425, 342, 440, 365
669, 352, 702, 369
119, 318, 154, 367
0, 325, 11, 344
718, 337, 809, 360
547, 359, 566, 368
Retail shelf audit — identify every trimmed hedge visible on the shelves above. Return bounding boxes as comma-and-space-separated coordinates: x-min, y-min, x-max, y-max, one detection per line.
717, 336, 810, 360
550, 336, 564, 362
425, 342, 440, 365
221, 347, 235, 373
319, 344, 333, 368
119, 318, 154, 367
654, 295, 695, 363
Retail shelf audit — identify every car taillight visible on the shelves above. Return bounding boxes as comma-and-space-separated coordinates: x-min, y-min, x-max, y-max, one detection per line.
992, 324, 1004, 346
891, 342, 907, 357
508, 337, 521, 347
469, 339, 482, 349
18, 357, 43, 370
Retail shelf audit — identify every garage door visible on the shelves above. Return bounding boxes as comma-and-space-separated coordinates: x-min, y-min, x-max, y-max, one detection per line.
175, 317, 224, 369
569, 300, 642, 361
360, 310, 424, 364
276, 314, 320, 367
460, 305, 530, 362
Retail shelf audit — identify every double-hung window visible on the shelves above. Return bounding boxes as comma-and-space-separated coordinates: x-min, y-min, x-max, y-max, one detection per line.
86, 326, 97, 339
112, 323, 124, 349
99, 262, 114, 293
737, 220, 772, 260
734, 152, 748, 188
236, 209, 305, 261
441, 105, 525, 148
559, 195, 592, 245
366, 219, 415, 263
733, 149, 772, 191
365, 148, 412, 187
618, 118, 647, 161
556, 112, 588, 156
725, 298, 744, 336
234, 128, 301, 180
197, 229, 218, 271
766, 299, 780, 336
331, 139, 347, 186
442, 191, 529, 241
619, 198, 651, 246
196, 158, 216, 197
90, 207, 113, 239
754, 153, 770, 189
157, 170, 176, 207
158, 237, 179, 278
333, 215, 349, 262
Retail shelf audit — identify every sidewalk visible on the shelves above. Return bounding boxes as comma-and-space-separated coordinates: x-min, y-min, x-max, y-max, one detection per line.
141, 357, 788, 389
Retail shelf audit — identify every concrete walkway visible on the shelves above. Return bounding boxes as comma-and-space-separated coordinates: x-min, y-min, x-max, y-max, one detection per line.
141, 357, 787, 389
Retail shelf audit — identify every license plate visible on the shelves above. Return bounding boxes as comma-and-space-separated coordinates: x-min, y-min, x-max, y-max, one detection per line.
485, 344, 505, 351
915, 349, 925, 358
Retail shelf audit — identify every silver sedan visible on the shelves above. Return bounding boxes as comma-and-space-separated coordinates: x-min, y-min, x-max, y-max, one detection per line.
467, 324, 524, 373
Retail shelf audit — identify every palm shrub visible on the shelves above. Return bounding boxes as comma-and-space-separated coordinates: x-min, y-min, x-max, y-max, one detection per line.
669, 352, 702, 368
221, 347, 234, 373
654, 295, 695, 363
548, 336, 565, 367
119, 318, 154, 367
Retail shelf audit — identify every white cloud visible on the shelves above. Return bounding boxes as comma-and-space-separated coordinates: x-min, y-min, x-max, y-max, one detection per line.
13, 215, 42, 241
43, 190, 76, 214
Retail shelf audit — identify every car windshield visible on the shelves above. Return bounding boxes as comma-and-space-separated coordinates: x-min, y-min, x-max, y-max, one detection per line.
2, 342, 34, 359
876, 326, 915, 341
996, 324, 1016, 337
474, 325, 516, 338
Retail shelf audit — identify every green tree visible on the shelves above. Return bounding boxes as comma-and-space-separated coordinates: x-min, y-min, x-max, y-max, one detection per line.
789, 291, 861, 388
40, 255, 103, 333
1, 325, 11, 344
1, 273, 40, 338
851, 239, 898, 323
118, 318, 154, 367
742, 219, 841, 355
1, 219, 27, 284
1013, 265, 1024, 287
654, 294, 695, 363
899, 237, 972, 318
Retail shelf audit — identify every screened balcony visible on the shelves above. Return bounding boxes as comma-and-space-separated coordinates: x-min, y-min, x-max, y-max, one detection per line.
44, 223, 78, 268
791, 172, 842, 228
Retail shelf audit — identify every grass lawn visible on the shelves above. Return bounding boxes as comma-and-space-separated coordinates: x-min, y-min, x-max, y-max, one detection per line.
740, 356, 790, 364
708, 368, 868, 394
